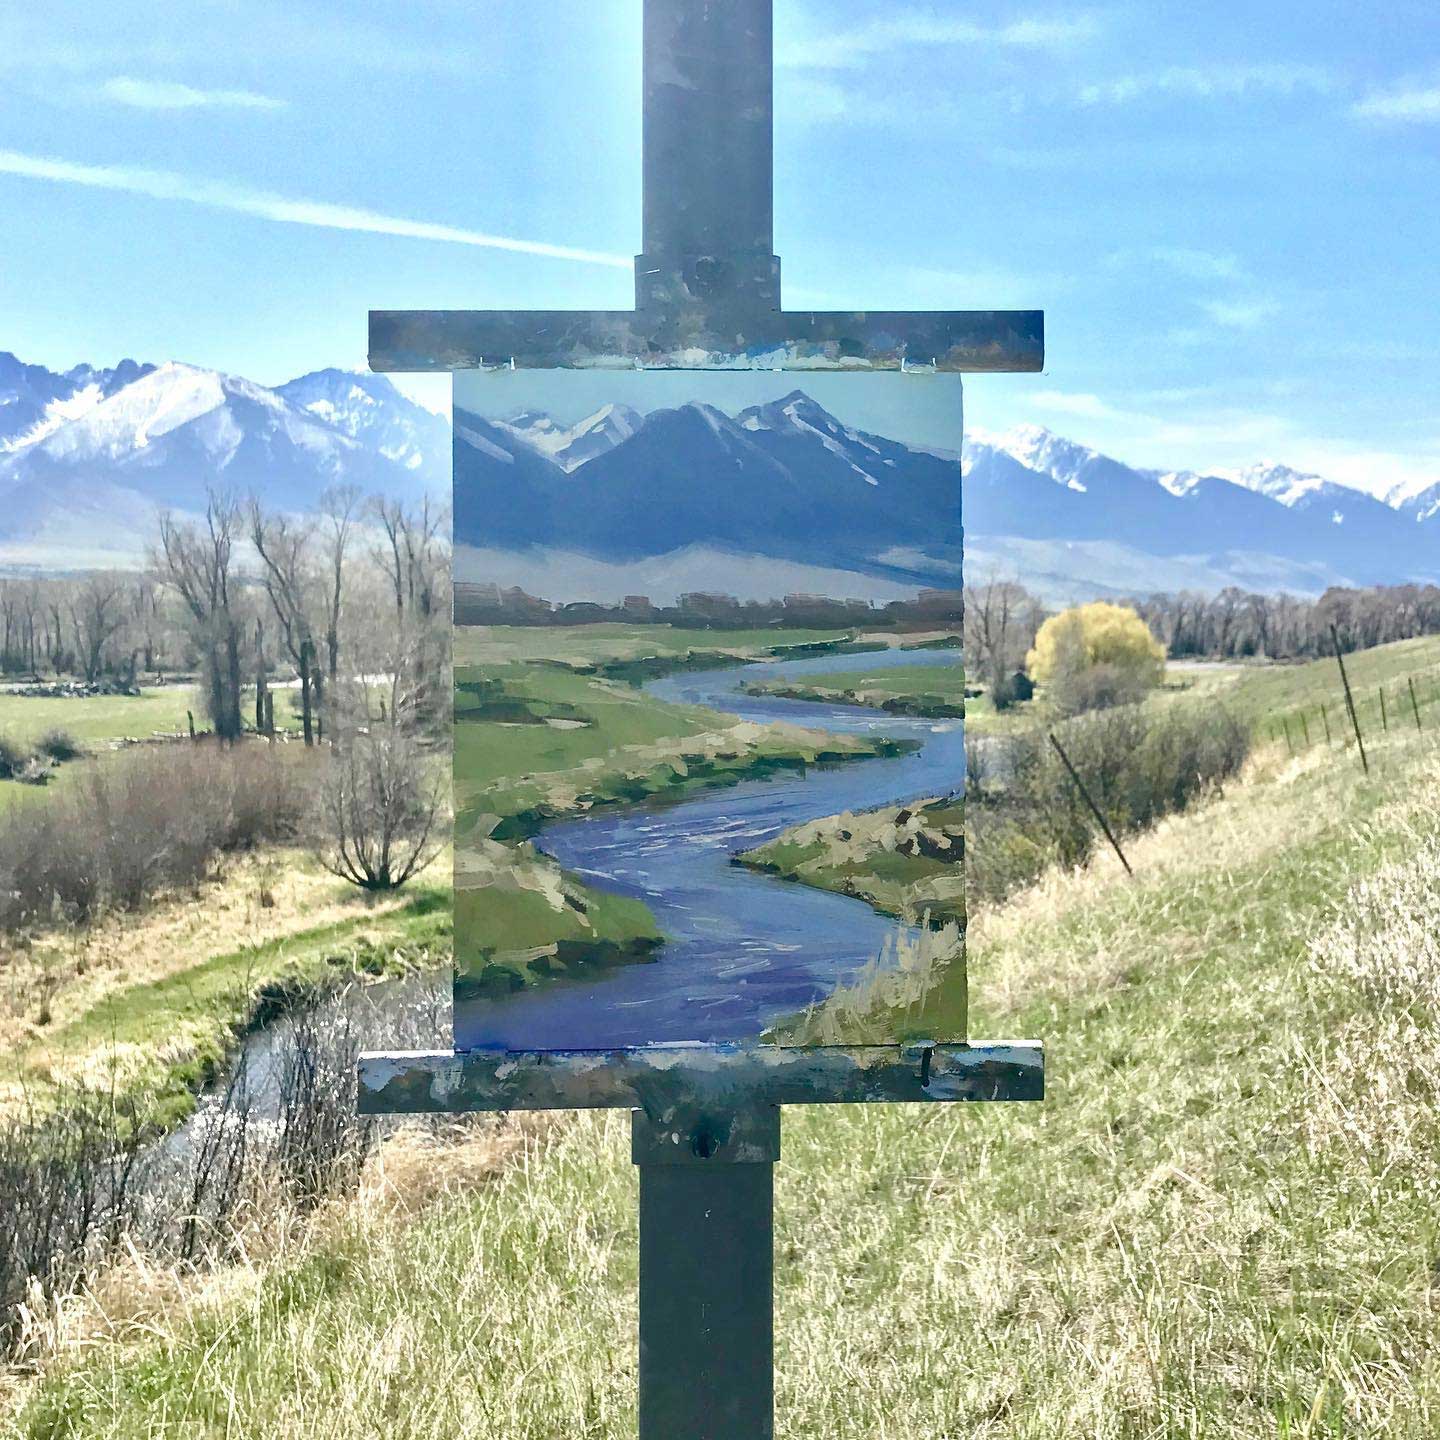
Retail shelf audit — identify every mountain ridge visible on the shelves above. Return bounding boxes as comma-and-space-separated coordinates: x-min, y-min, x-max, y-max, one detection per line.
2, 349, 1435, 597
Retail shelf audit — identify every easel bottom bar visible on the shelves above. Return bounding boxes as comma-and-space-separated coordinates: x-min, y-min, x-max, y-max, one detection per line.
357, 1042, 1043, 1116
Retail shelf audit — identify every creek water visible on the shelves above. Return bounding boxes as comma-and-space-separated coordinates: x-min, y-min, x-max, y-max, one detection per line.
456, 645, 965, 1049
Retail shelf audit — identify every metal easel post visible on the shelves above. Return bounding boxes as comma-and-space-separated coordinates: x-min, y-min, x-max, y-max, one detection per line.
633, 1106, 781, 1440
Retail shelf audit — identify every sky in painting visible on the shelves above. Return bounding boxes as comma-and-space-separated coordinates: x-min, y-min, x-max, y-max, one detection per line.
2, 0, 1437, 497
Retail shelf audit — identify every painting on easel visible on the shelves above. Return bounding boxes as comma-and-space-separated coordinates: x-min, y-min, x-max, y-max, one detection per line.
450, 368, 965, 1053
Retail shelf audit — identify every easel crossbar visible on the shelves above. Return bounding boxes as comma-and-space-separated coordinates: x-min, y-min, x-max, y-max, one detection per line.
357, 1042, 1043, 1115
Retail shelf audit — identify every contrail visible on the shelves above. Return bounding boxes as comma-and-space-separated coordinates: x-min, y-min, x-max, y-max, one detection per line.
0, 148, 631, 269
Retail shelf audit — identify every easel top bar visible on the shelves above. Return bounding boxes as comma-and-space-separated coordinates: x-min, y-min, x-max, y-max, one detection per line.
368, 307, 1043, 374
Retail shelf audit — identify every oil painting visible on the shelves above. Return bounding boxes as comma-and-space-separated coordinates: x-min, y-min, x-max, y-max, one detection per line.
451, 370, 965, 1051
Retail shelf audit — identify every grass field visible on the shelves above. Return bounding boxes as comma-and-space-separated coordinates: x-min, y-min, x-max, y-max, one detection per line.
1223, 634, 1440, 739
454, 624, 875, 669
0, 685, 200, 748
8, 699, 1440, 1433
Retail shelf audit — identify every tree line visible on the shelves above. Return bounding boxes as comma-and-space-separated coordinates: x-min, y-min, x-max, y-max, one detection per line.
0, 487, 450, 747
1127, 583, 1440, 660
961, 577, 1440, 690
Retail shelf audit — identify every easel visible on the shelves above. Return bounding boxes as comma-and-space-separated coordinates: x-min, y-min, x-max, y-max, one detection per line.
362, 5, 1044, 1434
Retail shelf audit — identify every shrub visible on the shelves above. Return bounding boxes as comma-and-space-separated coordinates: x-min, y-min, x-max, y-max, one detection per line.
0, 743, 318, 929
967, 700, 1251, 905
1048, 659, 1152, 718
0, 734, 29, 781
317, 725, 445, 891
1026, 602, 1166, 717
35, 728, 82, 763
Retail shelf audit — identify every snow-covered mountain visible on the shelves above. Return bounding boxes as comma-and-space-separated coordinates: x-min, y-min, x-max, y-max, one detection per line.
0, 354, 446, 570
4, 344, 1436, 599
277, 368, 448, 477
453, 400, 1439, 605
1, 351, 156, 452
963, 424, 1439, 596
499, 402, 643, 472
453, 390, 963, 602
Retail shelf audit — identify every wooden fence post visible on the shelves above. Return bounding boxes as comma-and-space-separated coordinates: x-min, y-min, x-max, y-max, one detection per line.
1049, 733, 1133, 877
1330, 625, 1368, 775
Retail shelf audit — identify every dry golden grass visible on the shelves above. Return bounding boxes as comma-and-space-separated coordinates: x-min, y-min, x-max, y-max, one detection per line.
0, 849, 414, 1050
8, 730, 1440, 1436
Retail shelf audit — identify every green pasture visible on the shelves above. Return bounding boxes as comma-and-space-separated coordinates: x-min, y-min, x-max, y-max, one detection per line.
1222, 634, 1440, 737
742, 661, 966, 719
0, 685, 199, 748
454, 623, 863, 668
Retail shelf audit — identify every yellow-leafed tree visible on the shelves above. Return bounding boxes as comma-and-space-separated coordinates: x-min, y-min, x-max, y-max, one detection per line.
1026, 602, 1166, 715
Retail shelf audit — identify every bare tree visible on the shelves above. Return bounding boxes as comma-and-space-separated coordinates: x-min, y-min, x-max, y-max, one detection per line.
153, 496, 246, 740
369, 495, 450, 731
67, 573, 129, 683
319, 485, 362, 686
248, 500, 321, 744
316, 723, 444, 891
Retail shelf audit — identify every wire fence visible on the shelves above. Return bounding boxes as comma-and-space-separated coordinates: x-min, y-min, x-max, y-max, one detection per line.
1264, 663, 1440, 765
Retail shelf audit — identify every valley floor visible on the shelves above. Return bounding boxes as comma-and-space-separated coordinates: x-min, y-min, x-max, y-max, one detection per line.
7, 694, 1440, 1435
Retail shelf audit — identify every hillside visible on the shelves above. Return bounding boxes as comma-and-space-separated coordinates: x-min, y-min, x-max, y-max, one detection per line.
7, 681, 1440, 1435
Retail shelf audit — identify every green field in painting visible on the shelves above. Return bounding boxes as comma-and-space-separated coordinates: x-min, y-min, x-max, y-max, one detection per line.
740, 661, 966, 718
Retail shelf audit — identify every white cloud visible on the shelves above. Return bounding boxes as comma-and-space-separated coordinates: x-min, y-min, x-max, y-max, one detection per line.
1199, 298, 1280, 329
1352, 86, 1440, 123
1080, 63, 1336, 106
780, 11, 1099, 70
99, 77, 285, 110
1030, 390, 1132, 421
1108, 246, 1247, 282
0, 148, 631, 269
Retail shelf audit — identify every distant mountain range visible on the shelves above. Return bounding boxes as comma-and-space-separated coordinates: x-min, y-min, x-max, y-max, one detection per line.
0, 350, 447, 570
458, 392, 1440, 605
2, 348, 1435, 599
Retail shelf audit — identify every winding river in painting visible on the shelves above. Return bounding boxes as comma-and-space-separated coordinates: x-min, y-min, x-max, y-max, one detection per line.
457, 646, 964, 1049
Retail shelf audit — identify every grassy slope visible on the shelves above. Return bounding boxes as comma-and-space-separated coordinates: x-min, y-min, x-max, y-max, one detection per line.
12, 713, 1440, 1433
1, 856, 451, 1127
1222, 634, 1440, 737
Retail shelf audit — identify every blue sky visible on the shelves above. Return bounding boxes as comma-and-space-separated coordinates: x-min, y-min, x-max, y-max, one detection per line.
2, 1, 1438, 499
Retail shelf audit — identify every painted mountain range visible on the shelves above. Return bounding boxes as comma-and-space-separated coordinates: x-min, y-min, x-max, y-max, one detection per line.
454, 392, 962, 603
3, 347, 1437, 599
